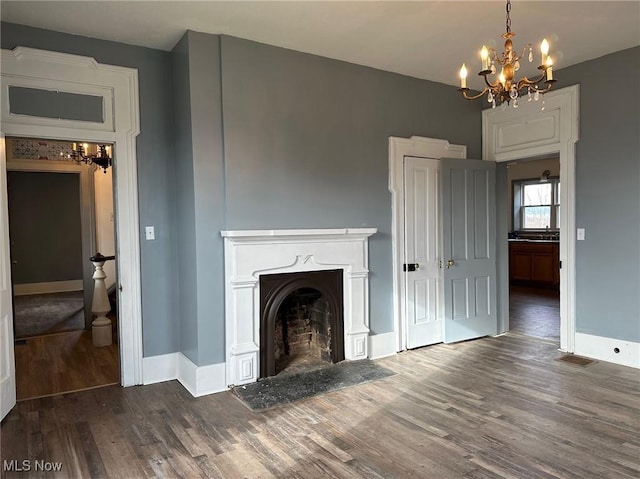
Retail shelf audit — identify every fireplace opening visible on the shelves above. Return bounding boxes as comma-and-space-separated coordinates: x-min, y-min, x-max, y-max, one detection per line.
274, 288, 332, 375
260, 269, 344, 378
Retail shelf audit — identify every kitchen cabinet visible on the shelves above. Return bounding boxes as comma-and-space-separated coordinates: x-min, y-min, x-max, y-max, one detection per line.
509, 241, 559, 288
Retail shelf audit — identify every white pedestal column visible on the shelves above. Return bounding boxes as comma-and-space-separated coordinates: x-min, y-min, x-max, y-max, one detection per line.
91, 253, 114, 347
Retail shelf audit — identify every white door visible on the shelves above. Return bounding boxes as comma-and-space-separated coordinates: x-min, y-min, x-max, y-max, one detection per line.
441, 158, 497, 343
0, 134, 16, 420
404, 156, 442, 348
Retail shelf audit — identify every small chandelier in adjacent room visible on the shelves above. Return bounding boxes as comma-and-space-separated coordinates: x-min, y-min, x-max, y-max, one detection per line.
457, 0, 556, 109
69, 142, 112, 173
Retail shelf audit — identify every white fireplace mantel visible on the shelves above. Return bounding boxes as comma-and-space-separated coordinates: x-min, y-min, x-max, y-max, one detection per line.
221, 228, 377, 386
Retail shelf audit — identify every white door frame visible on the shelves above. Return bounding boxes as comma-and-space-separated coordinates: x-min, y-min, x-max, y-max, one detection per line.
388, 136, 467, 352
0, 132, 16, 419
0, 47, 143, 385
483, 85, 579, 353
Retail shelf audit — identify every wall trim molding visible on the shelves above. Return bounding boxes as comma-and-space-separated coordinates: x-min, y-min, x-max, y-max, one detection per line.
142, 353, 227, 397
1, 46, 143, 386
13, 280, 83, 296
368, 332, 397, 359
388, 136, 467, 352
482, 85, 579, 353
574, 333, 640, 369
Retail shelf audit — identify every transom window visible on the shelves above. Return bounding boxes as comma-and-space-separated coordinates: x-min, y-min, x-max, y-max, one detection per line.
514, 178, 560, 230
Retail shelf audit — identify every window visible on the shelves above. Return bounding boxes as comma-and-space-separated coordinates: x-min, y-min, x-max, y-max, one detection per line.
514, 178, 560, 230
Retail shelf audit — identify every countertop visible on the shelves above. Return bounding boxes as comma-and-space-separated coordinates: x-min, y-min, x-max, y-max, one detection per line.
508, 238, 559, 243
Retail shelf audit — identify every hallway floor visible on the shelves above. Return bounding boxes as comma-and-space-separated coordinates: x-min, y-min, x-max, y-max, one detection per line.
14, 328, 119, 400
509, 285, 560, 342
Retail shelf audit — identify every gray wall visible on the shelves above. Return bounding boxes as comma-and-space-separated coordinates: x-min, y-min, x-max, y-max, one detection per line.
1, 22, 180, 356
220, 35, 483, 336
172, 32, 226, 366
556, 46, 640, 342
172, 34, 198, 363
171, 32, 482, 365
1, 25, 482, 365
7, 171, 82, 283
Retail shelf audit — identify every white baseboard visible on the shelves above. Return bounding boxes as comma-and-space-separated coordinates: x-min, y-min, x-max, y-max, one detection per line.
574, 332, 640, 369
369, 332, 397, 359
176, 353, 227, 397
142, 353, 227, 396
142, 353, 178, 385
14, 280, 83, 296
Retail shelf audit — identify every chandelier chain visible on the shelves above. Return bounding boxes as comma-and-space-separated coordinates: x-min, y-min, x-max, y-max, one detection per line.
505, 0, 512, 34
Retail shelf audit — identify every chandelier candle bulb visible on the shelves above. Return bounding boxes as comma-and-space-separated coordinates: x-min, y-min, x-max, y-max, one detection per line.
481, 46, 489, 71
545, 57, 553, 81
541, 38, 549, 65
460, 63, 468, 88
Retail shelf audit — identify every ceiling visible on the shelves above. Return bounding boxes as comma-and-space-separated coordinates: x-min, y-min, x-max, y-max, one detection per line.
2, 1, 639, 91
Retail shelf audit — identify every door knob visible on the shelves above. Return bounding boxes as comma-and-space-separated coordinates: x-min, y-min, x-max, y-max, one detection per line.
446, 259, 455, 268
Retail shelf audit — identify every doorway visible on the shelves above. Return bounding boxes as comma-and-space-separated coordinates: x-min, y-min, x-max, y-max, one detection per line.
6, 137, 119, 399
1, 47, 143, 420
506, 157, 561, 343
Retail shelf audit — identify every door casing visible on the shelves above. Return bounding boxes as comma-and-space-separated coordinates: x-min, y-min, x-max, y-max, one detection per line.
483, 85, 579, 352
0, 47, 143, 388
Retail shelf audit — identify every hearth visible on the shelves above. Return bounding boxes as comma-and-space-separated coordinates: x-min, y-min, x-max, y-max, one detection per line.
260, 269, 344, 378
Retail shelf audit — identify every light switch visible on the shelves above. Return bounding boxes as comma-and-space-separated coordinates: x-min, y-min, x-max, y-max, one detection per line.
577, 228, 585, 241
145, 226, 155, 240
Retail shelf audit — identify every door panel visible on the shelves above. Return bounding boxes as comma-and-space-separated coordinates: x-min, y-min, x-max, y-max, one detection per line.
404, 157, 442, 348
442, 158, 497, 343
0, 134, 16, 420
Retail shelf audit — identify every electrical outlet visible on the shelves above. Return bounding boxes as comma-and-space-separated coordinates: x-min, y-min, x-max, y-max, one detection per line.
145, 226, 155, 240
577, 228, 585, 241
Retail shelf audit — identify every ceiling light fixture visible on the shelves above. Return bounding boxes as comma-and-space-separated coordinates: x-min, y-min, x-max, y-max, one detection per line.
458, 0, 556, 109
540, 169, 551, 182
69, 142, 112, 173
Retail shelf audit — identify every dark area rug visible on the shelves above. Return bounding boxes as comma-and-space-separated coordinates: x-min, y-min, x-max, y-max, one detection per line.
13, 291, 85, 338
233, 359, 395, 410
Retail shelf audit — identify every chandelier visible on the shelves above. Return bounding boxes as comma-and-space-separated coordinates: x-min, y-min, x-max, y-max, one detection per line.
70, 142, 112, 173
458, 0, 556, 108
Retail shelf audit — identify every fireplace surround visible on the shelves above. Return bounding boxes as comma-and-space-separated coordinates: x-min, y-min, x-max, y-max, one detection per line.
221, 228, 376, 387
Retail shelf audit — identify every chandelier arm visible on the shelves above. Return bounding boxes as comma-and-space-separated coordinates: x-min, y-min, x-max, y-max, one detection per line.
459, 87, 490, 100
516, 73, 546, 90
482, 74, 502, 90
518, 45, 532, 60
534, 81, 555, 95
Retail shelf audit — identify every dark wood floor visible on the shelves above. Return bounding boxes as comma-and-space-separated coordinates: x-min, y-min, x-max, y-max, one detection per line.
14, 330, 119, 401
509, 285, 560, 342
2, 334, 638, 478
